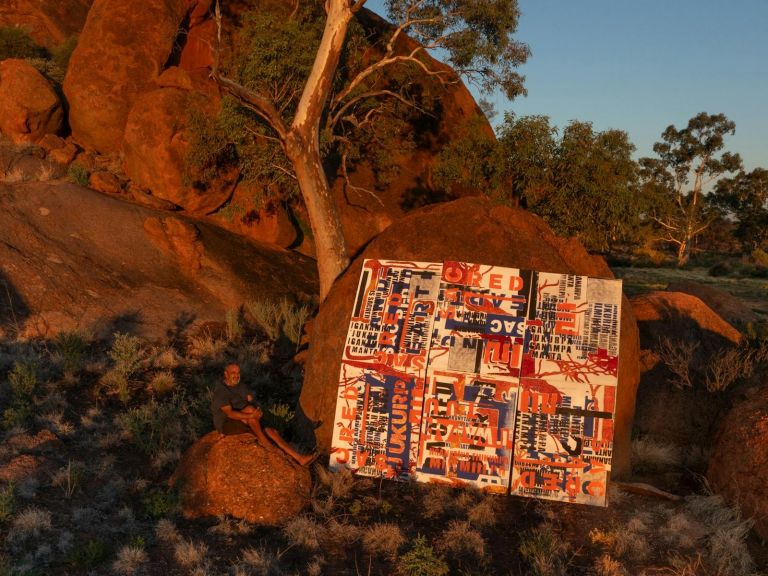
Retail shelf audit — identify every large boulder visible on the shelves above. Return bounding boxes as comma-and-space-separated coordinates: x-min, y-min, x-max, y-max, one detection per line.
0, 180, 318, 341
708, 384, 768, 541
0, 0, 92, 47
666, 281, 759, 330
171, 432, 311, 525
0, 59, 63, 144
631, 291, 741, 364
299, 197, 641, 478
631, 291, 742, 448
63, 0, 189, 153
122, 85, 238, 216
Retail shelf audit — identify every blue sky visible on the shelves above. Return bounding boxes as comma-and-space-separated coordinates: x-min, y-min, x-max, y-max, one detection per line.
368, 0, 768, 171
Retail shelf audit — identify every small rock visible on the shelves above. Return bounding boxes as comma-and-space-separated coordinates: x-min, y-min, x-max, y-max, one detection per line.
0, 59, 63, 144
171, 432, 312, 525
89, 170, 122, 195
48, 142, 78, 165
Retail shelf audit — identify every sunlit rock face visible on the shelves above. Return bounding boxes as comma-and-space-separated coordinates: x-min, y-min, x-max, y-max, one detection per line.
708, 384, 768, 541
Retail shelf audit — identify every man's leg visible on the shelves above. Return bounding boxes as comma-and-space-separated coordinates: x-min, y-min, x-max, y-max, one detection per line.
264, 427, 316, 466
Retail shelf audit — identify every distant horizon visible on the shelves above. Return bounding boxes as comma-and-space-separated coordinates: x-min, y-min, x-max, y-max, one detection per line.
367, 0, 768, 173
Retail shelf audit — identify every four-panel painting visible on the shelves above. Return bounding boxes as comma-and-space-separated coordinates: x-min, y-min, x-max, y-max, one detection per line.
330, 259, 622, 506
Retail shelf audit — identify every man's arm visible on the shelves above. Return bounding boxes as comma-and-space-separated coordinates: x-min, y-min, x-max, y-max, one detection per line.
220, 404, 262, 421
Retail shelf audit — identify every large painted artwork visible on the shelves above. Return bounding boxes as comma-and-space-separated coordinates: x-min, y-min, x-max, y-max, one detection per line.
330, 259, 622, 507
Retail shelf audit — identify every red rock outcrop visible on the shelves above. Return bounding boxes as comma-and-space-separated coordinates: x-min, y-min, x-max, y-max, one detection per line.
631, 291, 742, 448
207, 182, 297, 248
0, 180, 318, 341
172, 432, 311, 525
0, 59, 63, 144
708, 384, 768, 540
0, 0, 92, 47
122, 86, 237, 215
63, 0, 189, 153
299, 197, 641, 478
666, 281, 758, 330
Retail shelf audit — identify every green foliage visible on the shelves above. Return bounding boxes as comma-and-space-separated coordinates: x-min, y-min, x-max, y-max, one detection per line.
246, 297, 312, 345
66, 538, 111, 569
433, 116, 504, 199
117, 396, 186, 457
141, 486, 181, 519
440, 113, 640, 252
67, 162, 89, 186
55, 330, 90, 376
2, 361, 37, 429
711, 168, 768, 251
396, 534, 449, 576
109, 332, 143, 378
0, 26, 46, 60
385, 0, 530, 99
263, 402, 295, 434
0, 483, 15, 523
519, 524, 571, 576
52, 35, 78, 75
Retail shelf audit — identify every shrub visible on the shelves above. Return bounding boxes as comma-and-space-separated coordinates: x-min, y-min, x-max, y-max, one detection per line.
117, 397, 185, 457
0, 483, 15, 523
173, 538, 208, 569
362, 522, 405, 559
396, 534, 449, 576
54, 330, 90, 377
283, 515, 322, 550
239, 545, 282, 575
0, 27, 46, 60
67, 162, 89, 186
519, 524, 572, 576
8, 507, 52, 542
263, 402, 294, 434
66, 538, 111, 570
2, 361, 37, 429
155, 518, 181, 544
704, 347, 753, 392
51, 35, 78, 75
246, 297, 312, 345
149, 370, 177, 396
112, 544, 148, 576
109, 332, 144, 377
438, 520, 486, 561
657, 336, 698, 389
50, 460, 86, 498
141, 486, 181, 520
631, 437, 680, 473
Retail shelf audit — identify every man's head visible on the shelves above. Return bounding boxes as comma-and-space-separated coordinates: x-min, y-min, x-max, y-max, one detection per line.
224, 363, 241, 387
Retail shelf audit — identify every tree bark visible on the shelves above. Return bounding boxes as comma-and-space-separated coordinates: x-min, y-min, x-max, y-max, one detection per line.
285, 132, 349, 301
288, 0, 354, 301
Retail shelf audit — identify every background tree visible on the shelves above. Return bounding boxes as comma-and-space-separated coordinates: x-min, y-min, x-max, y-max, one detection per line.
709, 168, 768, 251
639, 112, 742, 267
438, 114, 639, 253
208, 0, 530, 300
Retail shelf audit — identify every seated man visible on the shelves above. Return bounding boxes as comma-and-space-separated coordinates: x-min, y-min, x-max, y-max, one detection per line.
211, 363, 316, 466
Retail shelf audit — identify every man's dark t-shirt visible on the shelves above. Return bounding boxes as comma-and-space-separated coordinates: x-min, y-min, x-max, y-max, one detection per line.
211, 381, 255, 433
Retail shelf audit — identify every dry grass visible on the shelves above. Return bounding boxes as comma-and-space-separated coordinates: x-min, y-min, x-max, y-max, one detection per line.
283, 515, 322, 550
8, 507, 52, 542
155, 519, 181, 545
148, 370, 176, 396
173, 538, 209, 569
362, 522, 405, 559
438, 520, 486, 560
112, 545, 149, 575
631, 437, 681, 472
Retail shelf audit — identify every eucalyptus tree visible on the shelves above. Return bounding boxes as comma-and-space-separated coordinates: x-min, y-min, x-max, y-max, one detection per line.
639, 112, 742, 267
209, 0, 530, 300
